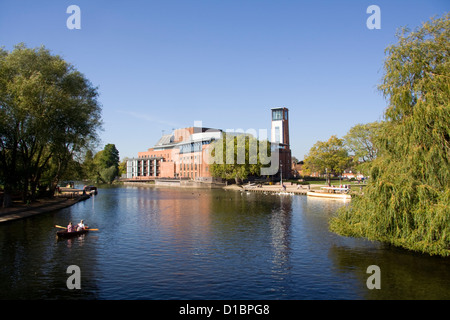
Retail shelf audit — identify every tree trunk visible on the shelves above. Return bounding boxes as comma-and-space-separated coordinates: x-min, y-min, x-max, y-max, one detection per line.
2, 193, 12, 208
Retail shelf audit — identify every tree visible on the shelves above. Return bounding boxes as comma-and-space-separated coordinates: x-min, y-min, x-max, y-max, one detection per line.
98, 144, 119, 183
83, 144, 120, 184
118, 157, 129, 177
0, 44, 102, 205
81, 150, 98, 181
330, 14, 450, 257
303, 135, 351, 184
100, 166, 118, 185
209, 133, 271, 184
99, 144, 120, 171
343, 122, 383, 162
343, 121, 384, 175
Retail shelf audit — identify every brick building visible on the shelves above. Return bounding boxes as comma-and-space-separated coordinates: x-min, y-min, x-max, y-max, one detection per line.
126, 127, 221, 181
126, 108, 293, 182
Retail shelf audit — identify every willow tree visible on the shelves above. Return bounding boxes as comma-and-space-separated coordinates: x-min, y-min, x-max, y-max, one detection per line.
0, 44, 102, 205
330, 14, 450, 256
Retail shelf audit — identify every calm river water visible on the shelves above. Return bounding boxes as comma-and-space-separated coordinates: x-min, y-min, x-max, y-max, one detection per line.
0, 185, 449, 300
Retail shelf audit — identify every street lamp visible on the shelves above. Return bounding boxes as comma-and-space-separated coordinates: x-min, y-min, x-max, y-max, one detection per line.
280, 163, 283, 186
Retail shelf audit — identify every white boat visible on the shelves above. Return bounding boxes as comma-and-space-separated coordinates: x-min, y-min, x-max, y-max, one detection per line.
307, 186, 351, 200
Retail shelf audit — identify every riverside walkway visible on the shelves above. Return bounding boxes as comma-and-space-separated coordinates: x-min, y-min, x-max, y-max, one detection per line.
0, 191, 91, 224
226, 183, 323, 195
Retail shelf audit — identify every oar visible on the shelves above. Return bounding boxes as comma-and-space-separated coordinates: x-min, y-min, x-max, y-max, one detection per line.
55, 225, 99, 231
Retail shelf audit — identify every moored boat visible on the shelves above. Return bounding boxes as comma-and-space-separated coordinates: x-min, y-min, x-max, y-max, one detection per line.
307, 186, 351, 200
306, 191, 351, 200
84, 185, 98, 195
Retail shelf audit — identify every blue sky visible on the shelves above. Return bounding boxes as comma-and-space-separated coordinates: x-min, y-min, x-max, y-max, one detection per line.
1, 1, 449, 160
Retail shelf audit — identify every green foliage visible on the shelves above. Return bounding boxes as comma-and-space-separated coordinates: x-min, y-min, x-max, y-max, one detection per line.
99, 144, 120, 170
330, 14, 450, 257
342, 121, 385, 176
118, 157, 129, 177
81, 150, 98, 181
303, 135, 351, 184
100, 165, 118, 185
82, 144, 120, 184
0, 44, 102, 203
344, 121, 382, 159
209, 133, 271, 184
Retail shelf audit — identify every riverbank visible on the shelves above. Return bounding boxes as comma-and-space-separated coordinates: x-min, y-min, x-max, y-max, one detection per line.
225, 183, 331, 195
123, 180, 226, 189
0, 194, 91, 224
124, 180, 348, 196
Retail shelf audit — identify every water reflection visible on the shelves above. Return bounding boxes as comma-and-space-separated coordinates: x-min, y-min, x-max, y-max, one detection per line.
0, 214, 99, 299
268, 195, 293, 288
0, 186, 449, 299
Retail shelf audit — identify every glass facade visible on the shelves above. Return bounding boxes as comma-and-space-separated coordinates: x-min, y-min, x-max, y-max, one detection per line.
272, 109, 283, 121
179, 140, 210, 154
272, 108, 288, 121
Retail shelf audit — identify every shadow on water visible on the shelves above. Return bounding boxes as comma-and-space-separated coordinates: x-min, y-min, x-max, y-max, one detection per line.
329, 243, 450, 300
301, 196, 450, 300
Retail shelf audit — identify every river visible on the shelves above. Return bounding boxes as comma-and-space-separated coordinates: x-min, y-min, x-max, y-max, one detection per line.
0, 185, 449, 300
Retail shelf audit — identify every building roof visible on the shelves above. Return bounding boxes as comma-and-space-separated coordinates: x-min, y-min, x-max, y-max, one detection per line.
154, 134, 174, 147
154, 128, 223, 149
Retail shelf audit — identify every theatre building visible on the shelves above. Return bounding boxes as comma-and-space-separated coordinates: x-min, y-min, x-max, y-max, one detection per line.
126, 108, 292, 182
126, 127, 222, 181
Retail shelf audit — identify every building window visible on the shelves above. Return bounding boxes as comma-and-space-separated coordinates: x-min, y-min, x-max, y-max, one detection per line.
275, 126, 281, 143
272, 109, 283, 121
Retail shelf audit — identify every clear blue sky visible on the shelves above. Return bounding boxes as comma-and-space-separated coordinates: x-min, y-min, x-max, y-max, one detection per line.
1, 0, 449, 160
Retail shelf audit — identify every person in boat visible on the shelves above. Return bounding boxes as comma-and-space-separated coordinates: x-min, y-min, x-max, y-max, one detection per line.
77, 220, 85, 231
67, 222, 74, 232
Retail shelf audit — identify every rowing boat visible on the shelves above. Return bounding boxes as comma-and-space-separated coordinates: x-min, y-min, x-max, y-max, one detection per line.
56, 229, 89, 238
